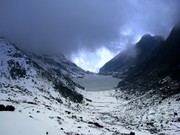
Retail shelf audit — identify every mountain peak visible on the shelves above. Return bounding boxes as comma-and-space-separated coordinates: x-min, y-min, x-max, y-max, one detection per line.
166, 22, 180, 45
173, 22, 180, 31
136, 34, 163, 54
99, 34, 163, 74
141, 34, 152, 39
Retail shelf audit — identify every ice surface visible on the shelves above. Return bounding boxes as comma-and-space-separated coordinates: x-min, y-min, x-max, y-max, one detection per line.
73, 74, 121, 91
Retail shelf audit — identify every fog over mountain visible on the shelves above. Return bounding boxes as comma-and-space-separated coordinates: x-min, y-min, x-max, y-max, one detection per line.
0, 0, 180, 72
0, 1, 180, 134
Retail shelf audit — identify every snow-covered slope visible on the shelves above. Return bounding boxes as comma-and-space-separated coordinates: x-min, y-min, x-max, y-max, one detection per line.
0, 37, 83, 103
74, 75, 180, 135
28, 53, 89, 78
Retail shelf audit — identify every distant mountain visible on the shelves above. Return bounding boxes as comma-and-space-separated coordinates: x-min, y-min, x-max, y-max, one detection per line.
99, 34, 164, 75
27, 53, 88, 78
118, 24, 180, 97
0, 37, 83, 103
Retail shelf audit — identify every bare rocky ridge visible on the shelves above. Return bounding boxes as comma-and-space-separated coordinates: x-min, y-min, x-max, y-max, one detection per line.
118, 24, 180, 97
99, 34, 164, 75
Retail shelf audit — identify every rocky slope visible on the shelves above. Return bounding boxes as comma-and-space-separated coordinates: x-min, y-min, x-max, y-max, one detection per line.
113, 24, 180, 134
28, 53, 89, 78
118, 24, 180, 97
99, 34, 163, 75
0, 37, 83, 103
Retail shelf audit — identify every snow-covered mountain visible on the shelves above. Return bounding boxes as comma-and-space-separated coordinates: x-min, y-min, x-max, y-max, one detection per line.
99, 34, 163, 75
0, 37, 105, 134
28, 53, 89, 78
0, 37, 83, 103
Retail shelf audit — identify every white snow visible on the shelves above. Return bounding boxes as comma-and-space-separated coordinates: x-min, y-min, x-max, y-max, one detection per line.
0, 38, 180, 135
0, 111, 63, 135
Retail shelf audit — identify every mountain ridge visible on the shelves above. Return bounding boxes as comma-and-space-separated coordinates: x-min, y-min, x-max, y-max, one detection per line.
0, 37, 84, 103
99, 34, 164, 75
27, 53, 89, 78
117, 24, 180, 97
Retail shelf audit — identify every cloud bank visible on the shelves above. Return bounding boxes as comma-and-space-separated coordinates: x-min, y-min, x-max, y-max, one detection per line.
0, 0, 180, 72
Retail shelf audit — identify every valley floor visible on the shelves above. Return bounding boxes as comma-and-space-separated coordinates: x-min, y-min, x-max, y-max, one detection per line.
0, 74, 180, 135
73, 74, 121, 91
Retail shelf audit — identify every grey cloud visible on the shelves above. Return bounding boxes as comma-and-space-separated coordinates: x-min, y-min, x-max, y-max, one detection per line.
0, 0, 180, 57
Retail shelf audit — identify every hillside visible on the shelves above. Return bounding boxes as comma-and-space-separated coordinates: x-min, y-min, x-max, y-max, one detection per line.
118, 23, 180, 97
0, 37, 83, 103
28, 53, 88, 78
99, 35, 163, 75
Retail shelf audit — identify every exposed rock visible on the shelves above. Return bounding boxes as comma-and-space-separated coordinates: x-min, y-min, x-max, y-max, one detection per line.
0, 104, 6, 111
99, 34, 163, 75
5, 105, 15, 111
0, 104, 15, 111
117, 23, 180, 97
88, 121, 104, 128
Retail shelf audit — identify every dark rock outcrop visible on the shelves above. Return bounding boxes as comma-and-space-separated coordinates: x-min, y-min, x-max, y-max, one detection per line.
118, 23, 180, 97
99, 34, 163, 75
0, 104, 15, 111
88, 121, 104, 128
0, 104, 6, 111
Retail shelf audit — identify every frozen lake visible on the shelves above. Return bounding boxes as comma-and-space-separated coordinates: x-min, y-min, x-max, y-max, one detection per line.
73, 74, 121, 91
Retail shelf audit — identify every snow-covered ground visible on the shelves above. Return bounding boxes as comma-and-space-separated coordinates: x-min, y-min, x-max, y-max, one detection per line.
75, 75, 180, 135
0, 72, 149, 135
1, 74, 180, 135
73, 74, 121, 91
0, 89, 150, 135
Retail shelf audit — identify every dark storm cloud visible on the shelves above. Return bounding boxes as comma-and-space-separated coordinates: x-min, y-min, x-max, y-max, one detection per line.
0, 0, 180, 56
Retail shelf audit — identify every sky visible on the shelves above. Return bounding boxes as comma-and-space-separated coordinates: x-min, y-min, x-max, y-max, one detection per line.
0, 0, 180, 72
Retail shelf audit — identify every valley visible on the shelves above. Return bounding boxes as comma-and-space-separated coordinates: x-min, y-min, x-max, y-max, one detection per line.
0, 74, 151, 135
0, 23, 180, 135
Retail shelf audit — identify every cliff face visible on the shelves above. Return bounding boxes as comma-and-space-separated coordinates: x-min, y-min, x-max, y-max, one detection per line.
99, 34, 163, 74
117, 24, 180, 97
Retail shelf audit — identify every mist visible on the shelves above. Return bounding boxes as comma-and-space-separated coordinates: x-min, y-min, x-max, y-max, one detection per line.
0, 0, 180, 72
